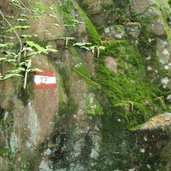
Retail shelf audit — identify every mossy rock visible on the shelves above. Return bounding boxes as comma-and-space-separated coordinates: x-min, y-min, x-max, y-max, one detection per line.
97, 39, 165, 128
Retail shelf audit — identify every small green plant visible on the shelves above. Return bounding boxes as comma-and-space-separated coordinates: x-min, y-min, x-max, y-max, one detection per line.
73, 42, 92, 50
90, 45, 105, 58
32, 2, 47, 15
73, 42, 105, 57
59, 36, 76, 47
84, 94, 103, 116
0, 9, 58, 89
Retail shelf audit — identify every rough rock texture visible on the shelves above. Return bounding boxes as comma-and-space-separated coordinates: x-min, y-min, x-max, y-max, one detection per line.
140, 113, 171, 130
27, 0, 64, 41
1, 0, 171, 170
104, 56, 118, 73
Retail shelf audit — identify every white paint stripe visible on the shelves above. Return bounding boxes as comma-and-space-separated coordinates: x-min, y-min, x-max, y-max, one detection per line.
34, 75, 56, 85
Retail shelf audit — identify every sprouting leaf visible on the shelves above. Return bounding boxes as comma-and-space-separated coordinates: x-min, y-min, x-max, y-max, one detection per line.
14, 25, 30, 29
7, 25, 30, 32
20, 34, 33, 39
29, 68, 42, 72
3, 73, 22, 80
73, 42, 92, 46
54, 23, 60, 27
3, 58, 16, 63
0, 43, 14, 48
26, 41, 47, 54
19, 14, 28, 18
48, 14, 55, 17
25, 51, 38, 57
0, 44, 7, 48
6, 15, 14, 19
16, 18, 27, 22
0, 58, 7, 62
19, 61, 27, 66
60, 37, 76, 41
46, 45, 58, 53
99, 46, 106, 50
72, 19, 84, 24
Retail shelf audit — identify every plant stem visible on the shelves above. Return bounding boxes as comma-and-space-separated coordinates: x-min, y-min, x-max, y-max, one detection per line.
23, 59, 31, 89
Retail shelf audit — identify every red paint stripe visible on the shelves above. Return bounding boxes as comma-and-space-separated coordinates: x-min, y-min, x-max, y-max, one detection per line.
34, 84, 56, 89
35, 71, 54, 77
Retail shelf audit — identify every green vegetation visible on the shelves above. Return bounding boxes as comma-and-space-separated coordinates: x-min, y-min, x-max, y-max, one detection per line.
96, 40, 165, 128
73, 1, 101, 45
58, 0, 166, 127
84, 94, 103, 116
0, 7, 57, 89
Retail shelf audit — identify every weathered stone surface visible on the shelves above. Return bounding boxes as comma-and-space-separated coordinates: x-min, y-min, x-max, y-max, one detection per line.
104, 56, 118, 73
156, 39, 171, 65
130, 0, 152, 15
39, 158, 53, 171
102, 25, 126, 40
144, 7, 166, 36
78, 0, 115, 26
29, 55, 59, 145
84, 52, 96, 76
0, 157, 8, 171
140, 113, 171, 130
81, 0, 113, 14
26, 0, 64, 41
160, 140, 171, 171
45, 47, 102, 170
130, 0, 170, 36
125, 22, 141, 40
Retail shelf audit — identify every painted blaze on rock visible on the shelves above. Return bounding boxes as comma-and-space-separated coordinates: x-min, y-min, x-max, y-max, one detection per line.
34, 71, 57, 89
32, 69, 58, 145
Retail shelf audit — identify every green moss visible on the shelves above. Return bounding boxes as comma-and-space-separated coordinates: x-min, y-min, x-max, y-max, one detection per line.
58, 65, 71, 96
58, 1, 75, 27
69, 46, 91, 77
84, 94, 103, 116
73, 1, 101, 45
0, 148, 9, 157
97, 40, 164, 128
60, 97, 78, 116
55, 97, 78, 130
57, 0, 101, 44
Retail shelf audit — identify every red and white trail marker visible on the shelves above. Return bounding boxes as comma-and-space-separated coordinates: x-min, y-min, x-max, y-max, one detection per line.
34, 71, 57, 89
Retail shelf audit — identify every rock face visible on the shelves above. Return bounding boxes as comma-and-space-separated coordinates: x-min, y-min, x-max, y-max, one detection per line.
140, 113, 171, 130
104, 56, 118, 73
1, 0, 171, 170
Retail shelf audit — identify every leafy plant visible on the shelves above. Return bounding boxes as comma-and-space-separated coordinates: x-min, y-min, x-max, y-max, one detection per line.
59, 36, 76, 47
0, 9, 58, 89
7, 25, 30, 32
32, 2, 47, 15
73, 42, 105, 57
90, 45, 105, 58
73, 42, 92, 50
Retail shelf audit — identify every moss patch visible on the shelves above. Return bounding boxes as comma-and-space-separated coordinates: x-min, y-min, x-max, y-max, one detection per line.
97, 40, 164, 128
73, 1, 101, 45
